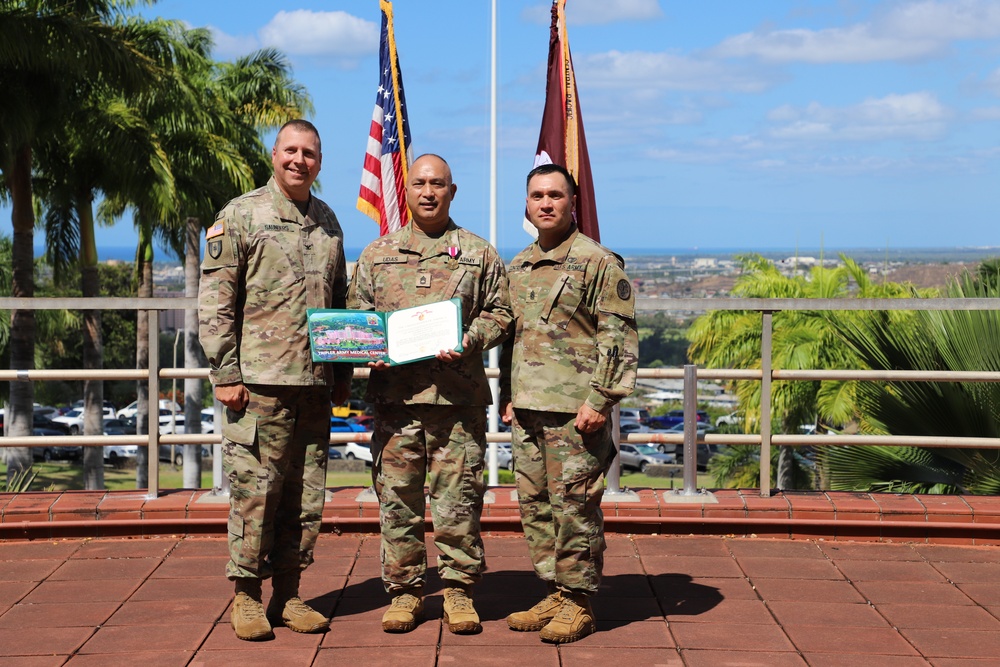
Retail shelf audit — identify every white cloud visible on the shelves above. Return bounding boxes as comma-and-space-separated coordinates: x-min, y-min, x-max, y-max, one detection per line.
714, 0, 1000, 64
577, 50, 776, 93
768, 92, 951, 141
204, 11, 378, 66
523, 0, 662, 25
259, 10, 378, 58
208, 27, 259, 59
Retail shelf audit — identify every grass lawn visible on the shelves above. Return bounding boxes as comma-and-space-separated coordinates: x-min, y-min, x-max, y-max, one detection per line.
3, 459, 715, 493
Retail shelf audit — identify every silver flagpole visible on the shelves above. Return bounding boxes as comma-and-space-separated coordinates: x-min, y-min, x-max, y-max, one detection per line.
487, 0, 500, 487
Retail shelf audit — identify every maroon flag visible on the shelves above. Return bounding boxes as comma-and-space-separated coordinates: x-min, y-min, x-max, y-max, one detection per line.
530, 0, 600, 242
358, 0, 412, 236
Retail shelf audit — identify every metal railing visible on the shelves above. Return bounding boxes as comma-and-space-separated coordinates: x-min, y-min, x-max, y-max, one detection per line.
3, 296, 1000, 499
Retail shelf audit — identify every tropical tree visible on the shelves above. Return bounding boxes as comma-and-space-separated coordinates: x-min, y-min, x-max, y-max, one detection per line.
688, 254, 923, 490
821, 271, 1000, 494
99, 28, 311, 487
0, 0, 160, 483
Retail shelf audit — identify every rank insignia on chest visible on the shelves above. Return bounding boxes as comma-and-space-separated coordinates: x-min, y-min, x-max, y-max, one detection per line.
417, 273, 431, 288
528, 289, 536, 301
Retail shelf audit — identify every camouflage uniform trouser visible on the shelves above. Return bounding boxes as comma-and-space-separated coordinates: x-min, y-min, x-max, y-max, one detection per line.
511, 408, 614, 595
222, 384, 330, 580
371, 403, 487, 593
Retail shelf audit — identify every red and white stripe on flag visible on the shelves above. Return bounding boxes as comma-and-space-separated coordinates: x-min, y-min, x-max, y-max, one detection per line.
357, 0, 412, 236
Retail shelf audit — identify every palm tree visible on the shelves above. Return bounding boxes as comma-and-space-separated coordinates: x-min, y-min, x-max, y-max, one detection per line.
821, 271, 1000, 494
99, 29, 311, 487
688, 254, 921, 490
0, 0, 160, 483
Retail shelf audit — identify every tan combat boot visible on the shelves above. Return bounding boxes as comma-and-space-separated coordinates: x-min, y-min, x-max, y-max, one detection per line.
538, 591, 595, 644
506, 585, 563, 631
267, 572, 330, 634
442, 586, 482, 634
231, 578, 274, 641
382, 590, 424, 633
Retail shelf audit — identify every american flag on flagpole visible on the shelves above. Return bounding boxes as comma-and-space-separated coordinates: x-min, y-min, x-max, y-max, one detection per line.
527, 0, 600, 242
358, 0, 412, 236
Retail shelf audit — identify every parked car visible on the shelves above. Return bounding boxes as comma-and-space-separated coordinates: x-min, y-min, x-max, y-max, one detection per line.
619, 408, 650, 425
158, 414, 213, 435
646, 409, 710, 430
332, 399, 369, 418
103, 418, 136, 435
336, 442, 372, 463
54, 407, 116, 435
659, 423, 718, 469
158, 445, 213, 466
656, 421, 716, 448
103, 444, 138, 467
347, 415, 374, 431
72, 399, 117, 413
716, 410, 744, 428
31, 427, 82, 462
116, 399, 181, 420
491, 443, 514, 472
618, 443, 674, 473
330, 417, 370, 463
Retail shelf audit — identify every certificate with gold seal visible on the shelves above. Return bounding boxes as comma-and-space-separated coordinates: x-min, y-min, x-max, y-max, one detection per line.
308, 298, 463, 366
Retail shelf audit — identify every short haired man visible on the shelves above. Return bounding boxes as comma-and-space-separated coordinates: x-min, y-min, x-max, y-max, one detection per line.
348, 154, 512, 634
199, 119, 352, 640
500, 163, 638, 644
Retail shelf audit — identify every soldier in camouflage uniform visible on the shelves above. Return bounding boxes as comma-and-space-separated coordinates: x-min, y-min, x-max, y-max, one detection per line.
199, 119, 352, 641
348, 154, 512, 635
500, 163, 638, 644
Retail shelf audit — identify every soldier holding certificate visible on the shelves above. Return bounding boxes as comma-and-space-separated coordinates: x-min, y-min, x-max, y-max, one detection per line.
348, 153, 512, 635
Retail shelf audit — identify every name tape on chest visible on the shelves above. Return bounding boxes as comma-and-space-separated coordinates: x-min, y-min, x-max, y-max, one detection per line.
375, 255, 408, 265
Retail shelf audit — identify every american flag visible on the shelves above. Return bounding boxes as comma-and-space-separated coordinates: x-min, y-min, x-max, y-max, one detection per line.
527, 0, 600, 242
357, 0, 412, 236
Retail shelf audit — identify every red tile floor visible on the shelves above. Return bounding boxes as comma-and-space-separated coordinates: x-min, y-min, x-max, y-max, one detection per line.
2, 488, 1000, 666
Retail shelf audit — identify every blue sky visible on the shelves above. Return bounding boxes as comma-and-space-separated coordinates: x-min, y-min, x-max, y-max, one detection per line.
5, 0, 1000, 256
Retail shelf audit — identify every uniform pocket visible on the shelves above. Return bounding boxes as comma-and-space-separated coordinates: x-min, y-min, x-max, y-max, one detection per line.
223, 408, 257, 446
541, 274, 583, 330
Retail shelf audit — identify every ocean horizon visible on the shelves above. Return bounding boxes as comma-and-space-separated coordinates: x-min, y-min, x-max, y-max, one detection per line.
40, 244, 1000, 265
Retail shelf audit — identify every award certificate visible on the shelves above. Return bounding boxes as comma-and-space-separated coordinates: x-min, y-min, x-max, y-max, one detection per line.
307, 298, 463, 366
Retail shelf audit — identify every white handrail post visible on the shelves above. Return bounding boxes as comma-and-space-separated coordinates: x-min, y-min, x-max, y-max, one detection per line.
147, 310, 160, 498
681, 364, 698, 495
760, 312, 774, 498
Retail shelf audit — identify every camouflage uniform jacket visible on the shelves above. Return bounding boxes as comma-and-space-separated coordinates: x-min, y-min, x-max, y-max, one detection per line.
199, 176, 351, 388
500, 225, 638, 415
347, 219, 512, 406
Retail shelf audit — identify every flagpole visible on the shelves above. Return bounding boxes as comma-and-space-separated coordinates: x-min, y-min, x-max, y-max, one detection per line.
487, 0, 500, 487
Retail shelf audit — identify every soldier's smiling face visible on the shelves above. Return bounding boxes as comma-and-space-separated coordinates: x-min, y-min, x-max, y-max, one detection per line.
526, 171, 576, 246
271, 126, 322, 202
406, 155, 457, 233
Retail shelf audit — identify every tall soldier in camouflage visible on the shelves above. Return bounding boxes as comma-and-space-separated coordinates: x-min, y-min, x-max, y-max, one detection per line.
500, 163, 638, 644
199, 119, 352, 641
348, 154, 512, 635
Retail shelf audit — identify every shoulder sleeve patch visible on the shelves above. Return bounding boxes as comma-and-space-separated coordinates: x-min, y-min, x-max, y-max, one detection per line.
597, 264, 635, 320
616, 278, 632, 301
